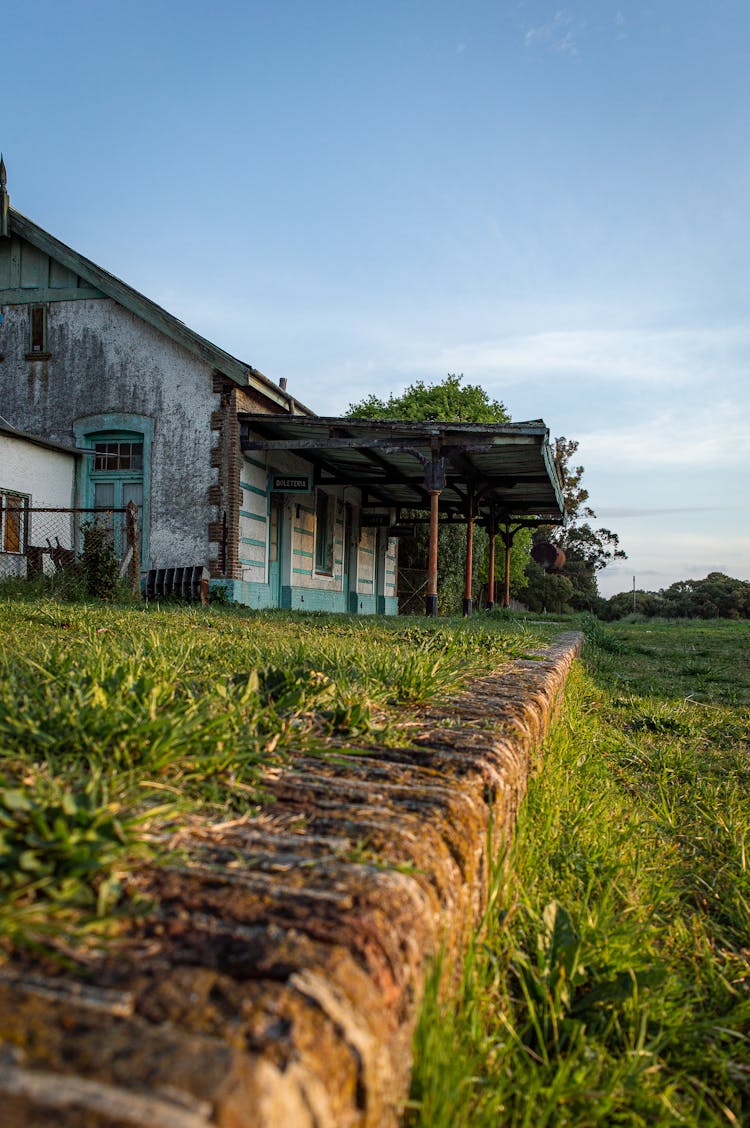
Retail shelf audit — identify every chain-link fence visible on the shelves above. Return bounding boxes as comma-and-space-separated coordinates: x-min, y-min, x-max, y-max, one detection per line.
0, 503, 141, 594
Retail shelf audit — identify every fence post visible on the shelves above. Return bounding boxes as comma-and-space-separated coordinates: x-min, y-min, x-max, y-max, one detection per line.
126, 501, 141, 597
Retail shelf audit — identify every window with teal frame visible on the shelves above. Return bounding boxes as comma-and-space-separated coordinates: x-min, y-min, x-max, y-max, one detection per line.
75, 414, 154, 570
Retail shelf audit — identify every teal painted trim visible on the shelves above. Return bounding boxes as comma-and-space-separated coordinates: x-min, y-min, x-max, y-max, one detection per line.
212, 580, 395, 616
359, 578, 374, 586
294, 526, 314, 538
293, 567, 313, 576
290, 586, 348, 613
294, 548, 314, 559
334, 537, 343, 546
334, 558, 342, 566
379, 595, 398, 616
297, 504, 315, 515
240, 509, 267, 523
241, 482, 267, 498
73, 413, 153, 570
212, 579, 272, 609
0, 287, 105, 304
385, 569, 396, 577
243, 455, 267, 471
360, 547, 375, 556
240, 535, 266, 548
239, 556, 264, 568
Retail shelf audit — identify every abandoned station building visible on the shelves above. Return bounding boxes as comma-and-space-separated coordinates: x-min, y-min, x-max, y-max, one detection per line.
0, 159, 564, 613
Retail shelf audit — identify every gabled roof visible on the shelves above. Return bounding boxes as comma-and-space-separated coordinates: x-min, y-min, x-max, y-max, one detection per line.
239, 414, 566, 522
1, 184, 310, 413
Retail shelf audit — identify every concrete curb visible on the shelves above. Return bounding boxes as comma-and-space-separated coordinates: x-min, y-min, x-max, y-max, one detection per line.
0, 631, 582, 1127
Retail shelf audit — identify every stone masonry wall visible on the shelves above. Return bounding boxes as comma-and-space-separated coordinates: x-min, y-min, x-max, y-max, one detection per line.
0, 632, 582, 1127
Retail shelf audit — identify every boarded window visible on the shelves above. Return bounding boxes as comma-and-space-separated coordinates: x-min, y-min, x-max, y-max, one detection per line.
29, 305, 47, 353
1, 492, 28, 553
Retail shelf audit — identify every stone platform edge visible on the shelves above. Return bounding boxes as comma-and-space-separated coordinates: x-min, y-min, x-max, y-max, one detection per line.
0, 631, 583, 1128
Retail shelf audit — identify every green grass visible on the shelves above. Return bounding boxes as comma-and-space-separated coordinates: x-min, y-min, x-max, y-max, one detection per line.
0, 593, 562, 952
408, 618, 750, 1127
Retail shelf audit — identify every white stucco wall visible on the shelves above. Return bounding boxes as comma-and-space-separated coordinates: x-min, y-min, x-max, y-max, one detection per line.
0, 432, 78, 575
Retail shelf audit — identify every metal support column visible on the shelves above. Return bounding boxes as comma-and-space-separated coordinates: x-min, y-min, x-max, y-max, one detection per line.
424, 453, 445, 618
426, 489, 440, 617
463, 487, 474, 618
487, 510, 496, 611
502, 523, 512, 607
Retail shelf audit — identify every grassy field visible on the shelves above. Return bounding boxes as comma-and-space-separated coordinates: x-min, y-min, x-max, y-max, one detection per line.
0, 594, 563, 952
408, 617, 750, 1126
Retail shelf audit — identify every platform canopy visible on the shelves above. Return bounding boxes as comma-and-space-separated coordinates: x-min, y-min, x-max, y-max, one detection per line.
239, 415, 565, 524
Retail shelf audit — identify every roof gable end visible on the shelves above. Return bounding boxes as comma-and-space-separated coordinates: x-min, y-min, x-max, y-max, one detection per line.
3, 207, 298, 411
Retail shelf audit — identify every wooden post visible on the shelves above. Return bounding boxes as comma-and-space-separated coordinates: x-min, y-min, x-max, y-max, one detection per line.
425, 489, 440, 617
463, 488, 474, 618
503, 524, 512, 608
126, 500, 141, 598
487, 521, 496, 611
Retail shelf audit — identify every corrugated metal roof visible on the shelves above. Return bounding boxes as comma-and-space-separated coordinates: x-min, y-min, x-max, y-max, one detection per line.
239, 415, 565, 521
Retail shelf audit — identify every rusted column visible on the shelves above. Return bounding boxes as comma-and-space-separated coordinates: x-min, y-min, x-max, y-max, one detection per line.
487, 522, 496, 612
503, 524, 512, 607
426, 489, 440, 617
424, 454, 445, 618
463, 489, 474, 618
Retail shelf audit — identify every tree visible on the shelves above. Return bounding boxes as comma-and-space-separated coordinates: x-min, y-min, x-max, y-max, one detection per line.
659, 573, 750, 619
519, 561, 575, 614
346, 375, 512, 613
531, 436, 627, 610
346, 373, 508, 424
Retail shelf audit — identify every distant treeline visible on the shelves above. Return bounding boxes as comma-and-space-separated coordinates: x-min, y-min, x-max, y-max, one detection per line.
600, 573, 750, 621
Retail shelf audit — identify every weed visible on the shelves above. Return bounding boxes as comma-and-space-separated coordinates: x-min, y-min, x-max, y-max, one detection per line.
0, 594, 562, 950
408, 620, 750, 1126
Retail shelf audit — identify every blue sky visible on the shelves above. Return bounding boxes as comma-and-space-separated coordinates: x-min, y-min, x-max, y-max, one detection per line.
4, 0, 749, 596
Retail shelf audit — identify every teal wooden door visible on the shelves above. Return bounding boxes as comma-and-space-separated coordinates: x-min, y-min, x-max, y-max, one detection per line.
92, 479, 143, 558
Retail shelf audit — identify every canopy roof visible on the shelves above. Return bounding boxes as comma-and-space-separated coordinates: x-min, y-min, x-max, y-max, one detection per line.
239, 415, 565, 523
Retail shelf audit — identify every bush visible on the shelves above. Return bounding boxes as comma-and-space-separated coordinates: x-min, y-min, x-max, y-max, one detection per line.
80, 519, 121, 600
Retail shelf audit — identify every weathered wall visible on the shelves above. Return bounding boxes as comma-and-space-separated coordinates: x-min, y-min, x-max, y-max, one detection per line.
0, 632, 582, 1127
0, 298, 219, 568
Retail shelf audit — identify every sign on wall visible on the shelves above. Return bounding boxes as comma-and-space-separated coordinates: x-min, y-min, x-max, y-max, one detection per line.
361, 512, 392, 527
272, 475, 311, 492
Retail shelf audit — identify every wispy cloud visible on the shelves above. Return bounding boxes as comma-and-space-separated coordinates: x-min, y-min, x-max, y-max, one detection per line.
403, 325, 750, 391
597, 506, 724, 518
577, 400, 750, 470
524, 10, 579, 57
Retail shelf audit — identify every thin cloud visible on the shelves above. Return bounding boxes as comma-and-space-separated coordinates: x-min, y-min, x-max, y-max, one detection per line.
577, 401, 750, 470
406, 325, 750, 391
597, 506, 724, 518
525, 10, 579, 57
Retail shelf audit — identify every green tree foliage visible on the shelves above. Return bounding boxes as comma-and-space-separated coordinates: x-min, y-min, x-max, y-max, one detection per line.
526, 437, 626, 611
346, 373, 508, 424
346, 375, 513, 612
520, 561, 575, 614
602, 573, 750, 620
599, 589, 663, 621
